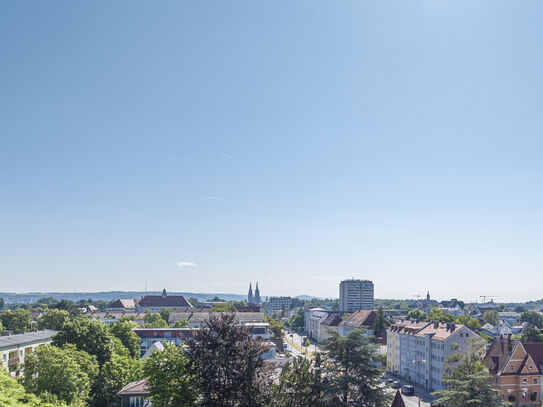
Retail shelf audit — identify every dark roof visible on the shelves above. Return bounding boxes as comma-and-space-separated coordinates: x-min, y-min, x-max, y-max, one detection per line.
321, 313, 343, 327
483, 336, 519, 375
268, 338, 285, 353
0, 330, 57, 350
339, 310, 376, 328
117, 379, 149, 396
391, 390, 406, 407
138, 291, 192, 308
523, 343, 543, 373
235, 305, 261, 312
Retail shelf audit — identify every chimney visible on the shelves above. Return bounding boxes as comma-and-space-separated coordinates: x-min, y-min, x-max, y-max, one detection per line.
451, 323, 456, 332
434, 321, 439, 329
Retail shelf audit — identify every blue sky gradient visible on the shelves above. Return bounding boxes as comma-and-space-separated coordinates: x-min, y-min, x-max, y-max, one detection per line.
1, 1, 543, 301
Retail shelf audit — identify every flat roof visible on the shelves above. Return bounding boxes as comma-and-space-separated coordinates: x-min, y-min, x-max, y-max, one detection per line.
0, 330, 57, 350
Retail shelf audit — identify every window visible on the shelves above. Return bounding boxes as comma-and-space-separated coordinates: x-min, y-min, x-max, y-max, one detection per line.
129, 397, 142, 407
511, 365, 515, 370
534, 378, 538, 384
523, 378, 527, 384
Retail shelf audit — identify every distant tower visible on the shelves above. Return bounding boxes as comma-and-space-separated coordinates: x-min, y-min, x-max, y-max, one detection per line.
254, 282, 261, 304
426, 291, 430, 301
248, 283, 254, 304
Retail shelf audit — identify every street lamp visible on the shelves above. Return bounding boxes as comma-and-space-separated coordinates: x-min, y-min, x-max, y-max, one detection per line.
411, 359, 426, 407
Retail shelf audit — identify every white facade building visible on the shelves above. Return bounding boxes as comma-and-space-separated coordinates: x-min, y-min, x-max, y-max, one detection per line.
268, 296, 293, 314
388, 321, 479, 391
339, 279, 374, 312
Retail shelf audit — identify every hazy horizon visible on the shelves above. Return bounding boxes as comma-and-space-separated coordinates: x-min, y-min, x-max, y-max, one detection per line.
2, 1, 543, 303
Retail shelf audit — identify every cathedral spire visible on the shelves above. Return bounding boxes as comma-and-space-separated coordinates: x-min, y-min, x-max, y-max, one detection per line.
248, 282, 254, 304
254, 282, 261, 304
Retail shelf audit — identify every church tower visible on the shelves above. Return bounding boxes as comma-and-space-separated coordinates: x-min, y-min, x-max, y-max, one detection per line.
254, 282, 261, 304
248, 283, 254, 304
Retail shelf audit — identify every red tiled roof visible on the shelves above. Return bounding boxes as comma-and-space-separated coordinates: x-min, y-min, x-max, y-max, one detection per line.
339, 310, 376, 328
117, 379, 149, 396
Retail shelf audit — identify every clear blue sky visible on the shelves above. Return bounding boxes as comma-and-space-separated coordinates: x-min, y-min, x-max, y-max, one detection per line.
1, 1, 543, 302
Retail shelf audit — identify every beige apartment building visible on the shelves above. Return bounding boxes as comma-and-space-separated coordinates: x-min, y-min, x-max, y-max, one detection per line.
0, 330, 56, 377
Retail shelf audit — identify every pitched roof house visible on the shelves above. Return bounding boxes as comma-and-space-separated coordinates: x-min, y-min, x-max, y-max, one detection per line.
136, 289, 192, 311
117, 379, 151, 407
339, 310, 378, 336
484, 335, 543, 406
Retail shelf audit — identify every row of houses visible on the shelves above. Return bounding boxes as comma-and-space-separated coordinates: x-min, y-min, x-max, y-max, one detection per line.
305, 308, 384, 343
386, 320, 478, 391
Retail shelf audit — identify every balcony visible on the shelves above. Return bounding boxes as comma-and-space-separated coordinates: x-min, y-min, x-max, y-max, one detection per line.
8, 358, 20, 366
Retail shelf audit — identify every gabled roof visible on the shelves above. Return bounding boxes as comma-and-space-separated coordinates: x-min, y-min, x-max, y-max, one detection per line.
339, 310, 376, 328
117, 379, 149, 396
138, 293, 192, 308
321, 313, 343, 327
108, 299, 136, 309
415, 322, 467, 341
391, 390, 406, 407
523, 343, 543, 373
483, 336, 520, 375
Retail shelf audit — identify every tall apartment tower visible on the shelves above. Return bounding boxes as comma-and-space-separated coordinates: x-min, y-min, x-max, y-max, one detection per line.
339, 279, 374, 312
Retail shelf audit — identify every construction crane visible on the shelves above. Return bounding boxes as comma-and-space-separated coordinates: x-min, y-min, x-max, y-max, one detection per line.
480, 295, 502, 303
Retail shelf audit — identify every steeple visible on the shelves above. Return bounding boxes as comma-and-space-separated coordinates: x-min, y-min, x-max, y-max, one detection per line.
426, 291, 430, 301
254, 282, 261, 304
248, 283, 254, 304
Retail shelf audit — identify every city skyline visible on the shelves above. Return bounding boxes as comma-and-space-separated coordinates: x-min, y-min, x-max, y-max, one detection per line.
2, 1, 543, 302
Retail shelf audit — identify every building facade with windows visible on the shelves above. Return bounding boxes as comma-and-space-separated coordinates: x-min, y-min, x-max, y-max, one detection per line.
268, 296, 293, 314
339, 279, 374, 312
484, 336, 543, 407
387, 321, 478, 391
0, 330, 57, 377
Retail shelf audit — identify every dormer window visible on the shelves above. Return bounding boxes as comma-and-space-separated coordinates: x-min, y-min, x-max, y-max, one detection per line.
529, 366, 533, 370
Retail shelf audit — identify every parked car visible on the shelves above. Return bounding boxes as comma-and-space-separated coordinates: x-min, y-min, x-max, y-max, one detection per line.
401, 385, 415, 396
391, 381, 400, 389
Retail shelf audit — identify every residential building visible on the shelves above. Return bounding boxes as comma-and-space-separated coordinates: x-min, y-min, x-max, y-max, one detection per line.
484, 336, 543, 407
304, 308, 325, 333
117, 379, 151, 407
387, 321, 479, 391
88, 311, 146, 325
339, 279, 374, 312
106, 299, 137, 311
168, 310, 263, 328
339, 310, 378, 337
268, 296, 293, 314
136, 289, 192, 312
318, 313, 343, 343
0, 330, 57, 377
307, 309, 329, 340
499, 312, 522, 326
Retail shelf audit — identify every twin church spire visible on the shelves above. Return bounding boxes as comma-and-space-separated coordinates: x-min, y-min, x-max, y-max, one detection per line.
247, 282, 261, 305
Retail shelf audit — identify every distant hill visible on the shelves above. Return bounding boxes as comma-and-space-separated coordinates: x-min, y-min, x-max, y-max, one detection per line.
0, 291, 248, 304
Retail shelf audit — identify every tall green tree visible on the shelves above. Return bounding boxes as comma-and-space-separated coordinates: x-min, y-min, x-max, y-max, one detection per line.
455, 315, 481, 331
520, 311, 543, 328
406, 309, 426, 321
264, 314, 284, 338
270, 356, 327, 407
433, 338, 506, 407
373, 306, 386, 336
428, 308, 456, 323
318, 329, 390, 407
0, 309, 32, 333
95, 353, 143, 405
22, 345, 98, 406
143, 344, 198, 407
36, 309, 71, 331
109, 320, 140, 358
483, 310, 499, 326
143, 311, 169, 328
159, 307, 172, 324
0, 369, 69, 407
188, 313, 269, 407
53, 317, 115, 365
522, 325, 543, 343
